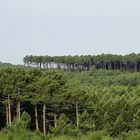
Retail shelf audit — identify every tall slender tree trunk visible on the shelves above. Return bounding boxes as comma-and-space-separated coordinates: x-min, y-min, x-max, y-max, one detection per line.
39, 62, 42, 68
17, 101, 21, 120
76, 101, 79, 128
8, 94, 11, 125
35, 105, 39, 131
43, 103, 46, 135
6, 104, 9, 125
134, 62, 137, 72
54, 113, 57, 128
46, 63, 48, 69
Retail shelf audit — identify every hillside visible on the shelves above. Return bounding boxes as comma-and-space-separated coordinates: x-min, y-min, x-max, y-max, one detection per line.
0, 68, 140, 139
0, 62, 29, 69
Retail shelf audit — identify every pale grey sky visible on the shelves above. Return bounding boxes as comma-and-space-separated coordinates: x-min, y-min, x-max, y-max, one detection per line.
0, 0, 140, 64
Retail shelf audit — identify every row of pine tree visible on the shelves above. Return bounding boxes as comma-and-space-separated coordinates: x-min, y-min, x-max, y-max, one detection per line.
24, 53, 140, 71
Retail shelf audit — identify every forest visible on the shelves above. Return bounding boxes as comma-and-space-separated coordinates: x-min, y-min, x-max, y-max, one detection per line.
24, 53, 140, 72
1, 55, 140, 139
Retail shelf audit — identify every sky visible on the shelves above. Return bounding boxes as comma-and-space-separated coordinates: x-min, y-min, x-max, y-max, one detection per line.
0, 0, 140, 64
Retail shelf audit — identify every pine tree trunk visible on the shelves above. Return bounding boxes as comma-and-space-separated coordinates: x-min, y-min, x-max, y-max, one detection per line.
134, 62, 137, 72
35, 105, 39, 131
6, 104, 9, 125
76, 101, 79, 128
46, 63, 48, 69
43, 103, 46, 135
39, 62, 42, 68
17, 101, 21, 120
8, 94, 11, 125
54, 113, 57, 128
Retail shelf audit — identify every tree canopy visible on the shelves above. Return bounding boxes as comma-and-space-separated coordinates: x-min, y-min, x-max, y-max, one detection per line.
24, 53, 140, 72
1, 67, 140, 138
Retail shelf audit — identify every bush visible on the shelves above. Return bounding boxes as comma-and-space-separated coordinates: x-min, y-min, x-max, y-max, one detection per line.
50, 114, 80, 136
0, 112, 44, 140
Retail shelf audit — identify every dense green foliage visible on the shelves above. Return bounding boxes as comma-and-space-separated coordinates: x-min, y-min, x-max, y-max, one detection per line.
0, 62, 28, 69
24, 53, 140, 71
1, 67, 140, 139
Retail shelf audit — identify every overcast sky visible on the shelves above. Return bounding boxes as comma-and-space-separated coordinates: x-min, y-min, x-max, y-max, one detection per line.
0, 0, 140, 64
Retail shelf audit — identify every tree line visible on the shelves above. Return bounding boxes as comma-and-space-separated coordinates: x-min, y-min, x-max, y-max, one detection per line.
23, 53, 140, 72
1, 68, 140, 137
